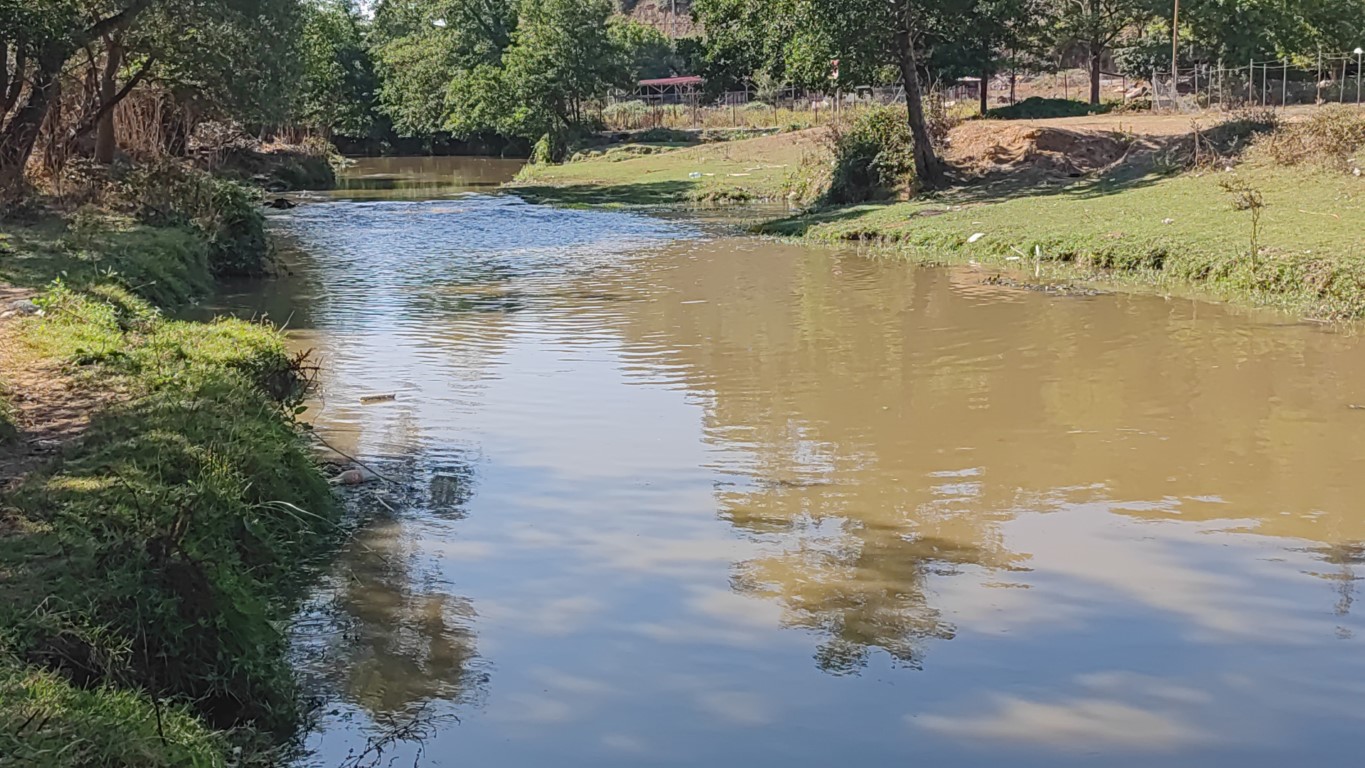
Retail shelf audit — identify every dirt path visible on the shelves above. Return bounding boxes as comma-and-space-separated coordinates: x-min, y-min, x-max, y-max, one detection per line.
1020, 104, 1331, 136
0, 289, 122, 489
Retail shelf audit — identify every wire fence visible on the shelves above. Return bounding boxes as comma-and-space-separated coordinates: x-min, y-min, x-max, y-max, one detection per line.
1153, 53, 1365, 112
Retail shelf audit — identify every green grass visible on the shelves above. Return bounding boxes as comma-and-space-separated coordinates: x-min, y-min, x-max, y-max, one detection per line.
0, 661, 227, 768
0, 214, 211, 309
0, 284, 338, 764
513, 129, 829, 206
761, 163, 1365, 319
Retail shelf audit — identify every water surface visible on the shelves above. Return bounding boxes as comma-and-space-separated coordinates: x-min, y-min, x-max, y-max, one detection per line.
246, 159, 1365, 767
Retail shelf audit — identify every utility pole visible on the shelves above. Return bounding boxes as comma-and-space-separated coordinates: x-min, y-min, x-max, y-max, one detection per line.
1357, 48, 1364, 106
1171, 0, 1180, 100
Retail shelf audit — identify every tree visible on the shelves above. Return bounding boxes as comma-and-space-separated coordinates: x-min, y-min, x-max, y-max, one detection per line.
609, 17, 680, 80
930, 0, 1048, 114
1, 0, 160, 192
499, 0, 629, 139
793, 0, 968, 188
1, 0, 311, 191
372, 0, 629, 151
300, 0, 381, 137
370, 0, 517, 136
1050, 0, 1156, 104
690, 0, 800, 95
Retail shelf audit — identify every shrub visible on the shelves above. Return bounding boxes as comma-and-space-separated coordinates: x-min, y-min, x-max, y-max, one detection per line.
116, 162, 271, 276
531, 133, 565, 164
1255, 105, 1365, 171
823, 106, 915, 205
603, 100, 650, 128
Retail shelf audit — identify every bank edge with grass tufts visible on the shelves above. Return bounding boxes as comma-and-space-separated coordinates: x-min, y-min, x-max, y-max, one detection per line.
1, 199, 343, 764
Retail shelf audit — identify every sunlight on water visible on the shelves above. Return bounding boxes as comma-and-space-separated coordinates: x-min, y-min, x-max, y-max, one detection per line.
222, 159, 1365, 767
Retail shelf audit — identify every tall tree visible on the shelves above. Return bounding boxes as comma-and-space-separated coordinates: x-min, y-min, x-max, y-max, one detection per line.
300, 0, 381, 137
1051, 0, 1156, 104
370, 0, 517, 136
498, 0, 629, 137
0, 0, 156, 192
788, 0, 967, 188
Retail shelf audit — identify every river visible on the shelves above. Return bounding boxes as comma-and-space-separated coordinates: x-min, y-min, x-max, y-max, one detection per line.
231, 157, 1365, 767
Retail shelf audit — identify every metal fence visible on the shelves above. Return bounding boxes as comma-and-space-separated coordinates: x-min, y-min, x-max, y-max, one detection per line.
1153, 53, 1365, 112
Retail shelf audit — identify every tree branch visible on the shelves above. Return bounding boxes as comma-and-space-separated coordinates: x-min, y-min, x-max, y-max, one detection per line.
71, 55, 157, 140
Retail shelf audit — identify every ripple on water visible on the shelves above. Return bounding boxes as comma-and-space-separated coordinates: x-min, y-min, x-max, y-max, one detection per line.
250, 183, 1365, 768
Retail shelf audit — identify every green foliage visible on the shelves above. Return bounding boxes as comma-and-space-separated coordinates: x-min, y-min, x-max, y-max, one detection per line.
117, 163, 271, 277
132, 0, 310, 126
2, 283, 338, 738
0, 661, 228, 768
498, 0, 630, 139
609, 17, 680, 80
372, 0, 518, 136
373, 0, 627, 145
530, 132, 564, 164
299, 0, 382, 137
824, 106, 915, 204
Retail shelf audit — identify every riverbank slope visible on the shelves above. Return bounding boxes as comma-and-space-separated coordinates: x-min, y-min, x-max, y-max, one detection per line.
1, 185, 341, 766
513, 107, 1365, 321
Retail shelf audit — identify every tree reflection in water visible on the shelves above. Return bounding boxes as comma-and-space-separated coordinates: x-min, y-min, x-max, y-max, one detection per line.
295, 457, 488, 720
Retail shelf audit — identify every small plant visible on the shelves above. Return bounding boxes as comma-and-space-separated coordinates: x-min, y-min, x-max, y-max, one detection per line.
1221, 178, 1265, 264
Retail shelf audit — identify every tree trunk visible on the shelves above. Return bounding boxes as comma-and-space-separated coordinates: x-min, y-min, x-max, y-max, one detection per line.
95, 36, 124, 164
0, 55, 61, 194
980, 65, 990, 115
895, 29, 945, 189
1089, 46, 1102, 105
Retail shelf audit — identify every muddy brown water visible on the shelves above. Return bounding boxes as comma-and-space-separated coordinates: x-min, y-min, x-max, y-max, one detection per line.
224, 157, 1365, 767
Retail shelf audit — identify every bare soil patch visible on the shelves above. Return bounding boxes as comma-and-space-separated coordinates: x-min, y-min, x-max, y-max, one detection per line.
946, 122, 1143, 180
0, 299, 125, 490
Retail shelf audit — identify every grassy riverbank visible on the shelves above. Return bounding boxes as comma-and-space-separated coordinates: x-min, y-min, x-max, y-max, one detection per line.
511, 108, 1365, 320
514, 128, 828, 205
1, 188, 340, 765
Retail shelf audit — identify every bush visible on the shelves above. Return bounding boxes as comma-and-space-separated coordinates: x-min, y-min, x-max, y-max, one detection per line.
531, 133, 565, 164
116, 162, 271, 276
823, 106, 915, 205
603, 100, 649, 128
1255, 105, 1365, 171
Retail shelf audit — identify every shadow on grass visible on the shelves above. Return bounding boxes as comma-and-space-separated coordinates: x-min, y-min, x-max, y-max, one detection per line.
0, 215, 210, 307
759, 153, 1178, 238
